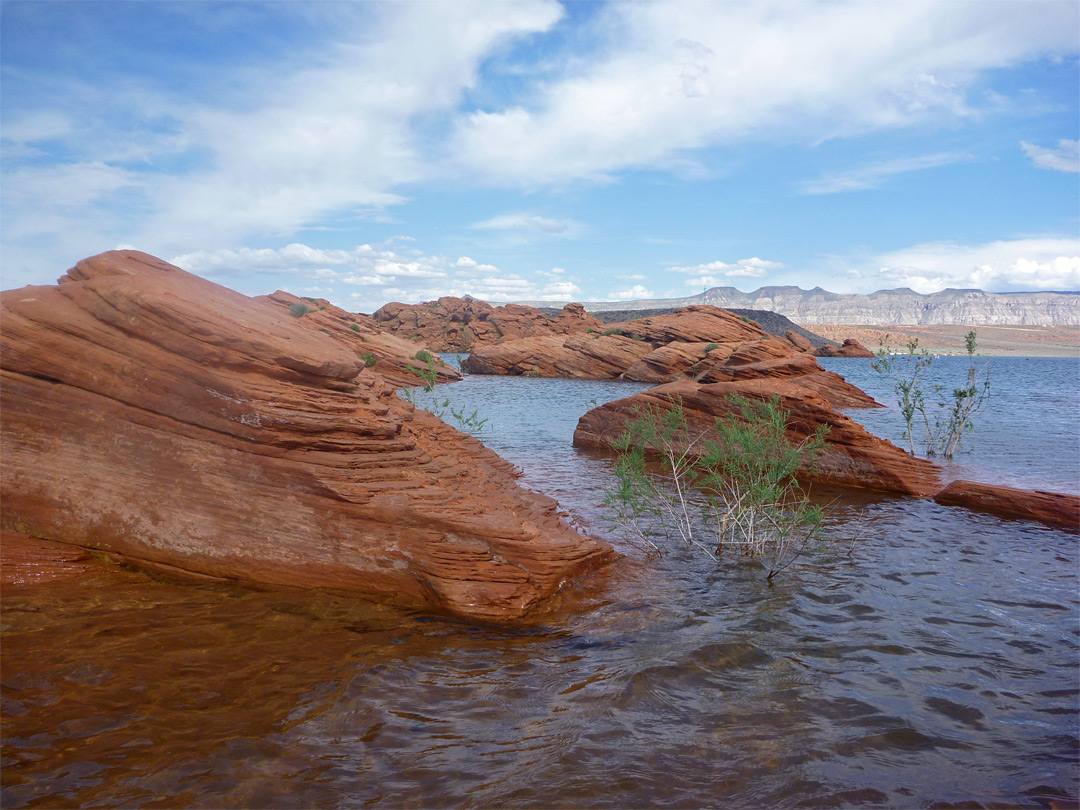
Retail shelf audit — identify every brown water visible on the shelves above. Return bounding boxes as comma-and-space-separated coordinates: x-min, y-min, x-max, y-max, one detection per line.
3, 367, 1078, 808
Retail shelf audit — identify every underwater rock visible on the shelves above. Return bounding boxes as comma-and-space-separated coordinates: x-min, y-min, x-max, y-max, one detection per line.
573, 378, 941, 497
934, 480, 1080, 533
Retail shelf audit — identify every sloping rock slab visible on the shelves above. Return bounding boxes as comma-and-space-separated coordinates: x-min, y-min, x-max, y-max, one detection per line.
934, 481, 1080, 533
462, 333, 655, 379
261, 291, 460, 388
815, 338, 875, 358
1, 251, 611, 620
574, 379, 941, 497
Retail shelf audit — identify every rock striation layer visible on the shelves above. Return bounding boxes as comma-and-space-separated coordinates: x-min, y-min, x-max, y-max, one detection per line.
372, 297, 602, 352
574, 378, 942, 497
1, 251, 611, 620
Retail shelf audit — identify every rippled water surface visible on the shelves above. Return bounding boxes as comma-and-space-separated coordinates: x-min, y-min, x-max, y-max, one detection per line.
3, 358, 1078, 808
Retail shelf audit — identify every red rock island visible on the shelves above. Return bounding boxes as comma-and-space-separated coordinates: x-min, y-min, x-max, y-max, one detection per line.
0, 251, 612, 620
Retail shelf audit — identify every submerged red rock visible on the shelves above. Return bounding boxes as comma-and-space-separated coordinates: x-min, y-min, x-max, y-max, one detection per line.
934, 481, 1079, 533
1, 251, 611, 620
574, 378, 942, 497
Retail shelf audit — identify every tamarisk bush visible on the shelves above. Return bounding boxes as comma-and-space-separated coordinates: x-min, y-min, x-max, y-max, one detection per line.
606, 395, 830, 579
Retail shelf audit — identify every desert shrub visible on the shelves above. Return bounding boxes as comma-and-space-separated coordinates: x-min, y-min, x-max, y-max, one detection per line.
360, 352, 377, 368
606, 395, 830, 578
349, 323, 362, 332
289, 302, 310, 318
705, 343, 720, 352
413, 349, 434, 364
872, 331, 989, 458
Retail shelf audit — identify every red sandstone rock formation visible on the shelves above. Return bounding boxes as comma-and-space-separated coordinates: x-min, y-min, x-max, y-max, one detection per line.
462, 308, 881, 402
814, 338, 875, 358
261, 291, 459, 388
0, 251, 611, 620
463, 305, 766, 380
371, 297, 602, 352
934, 481, 1079, 533
784, 330, 815, 353
574, 378, 941, 497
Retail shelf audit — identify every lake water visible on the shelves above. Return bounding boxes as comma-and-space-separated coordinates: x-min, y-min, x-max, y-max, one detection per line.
3, 357, 1078, 808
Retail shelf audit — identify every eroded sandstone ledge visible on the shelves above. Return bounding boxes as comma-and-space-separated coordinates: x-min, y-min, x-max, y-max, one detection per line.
574, 378, 942, 497
1, 251, 612, 620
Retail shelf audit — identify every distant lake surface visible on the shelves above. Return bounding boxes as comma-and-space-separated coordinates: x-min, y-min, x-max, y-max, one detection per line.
3, 357, 1077, 808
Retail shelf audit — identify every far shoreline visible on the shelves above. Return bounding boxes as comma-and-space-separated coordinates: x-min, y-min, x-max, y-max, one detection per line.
808, 323, 1080, 358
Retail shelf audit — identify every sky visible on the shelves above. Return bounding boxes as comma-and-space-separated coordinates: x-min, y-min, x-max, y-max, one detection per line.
2, 0, 1078, 313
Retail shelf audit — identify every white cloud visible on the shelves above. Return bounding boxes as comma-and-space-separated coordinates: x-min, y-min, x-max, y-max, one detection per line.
170, 241, 579, 311
608, 284, 656, 301
454, 1, 1079, 185
1021, 139, 1080, 173
668, 257, 784, 280
469, 212, 581, 236
3, 1, 565, 282
542, 279, 582, 297
800, 152, 973, 194
872, 237, 1080, 293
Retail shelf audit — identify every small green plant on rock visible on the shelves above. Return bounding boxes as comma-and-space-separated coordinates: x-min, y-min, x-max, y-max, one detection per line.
289, 302, 311, 318
349, 323, 362, 332
705, 343, 720, 352
606, 395, 830, 578
360, 352, 377, 368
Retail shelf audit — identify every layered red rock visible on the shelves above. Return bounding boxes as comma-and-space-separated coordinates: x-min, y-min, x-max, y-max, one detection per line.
463, 308, 882, 404
814, 338, 875, 358
933, 481, 1079, 533
464, 305, 767, 380
462, 333, 656, 379
371, 297, 602, 352
261, 290, 460, 388
1, 250, 611, 620
784, 330, 815, 353
574, 378, 942, 497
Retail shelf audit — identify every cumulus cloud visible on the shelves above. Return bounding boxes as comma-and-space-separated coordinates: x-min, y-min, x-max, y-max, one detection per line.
454, 1, 1079, 185
800, 152, 973, 194
872, 237, 1080, 293
1021, 139, 1080, 172
3, 1, 564, 282
170, 241, 578, 311
668, 257, 784, 283
608, 284, 656, 301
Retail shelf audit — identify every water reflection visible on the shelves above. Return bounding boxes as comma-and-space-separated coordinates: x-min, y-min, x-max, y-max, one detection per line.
3, 365, 1078, 808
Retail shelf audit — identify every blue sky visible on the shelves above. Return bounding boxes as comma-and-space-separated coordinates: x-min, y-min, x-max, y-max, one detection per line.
2, 0, 1078, 312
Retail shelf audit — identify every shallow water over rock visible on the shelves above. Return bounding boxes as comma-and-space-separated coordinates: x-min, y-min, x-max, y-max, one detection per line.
3, 359, 1078, 808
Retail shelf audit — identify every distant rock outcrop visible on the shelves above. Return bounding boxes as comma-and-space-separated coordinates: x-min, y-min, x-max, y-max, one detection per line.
463, 306, 763, 380
371, 297, 602, 352
814, 338, 875, 358
462, 306, 880, 400
0, 251, 611, 620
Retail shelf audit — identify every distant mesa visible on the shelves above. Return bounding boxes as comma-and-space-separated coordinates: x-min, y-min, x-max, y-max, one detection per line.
519, 286, 1080, 327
